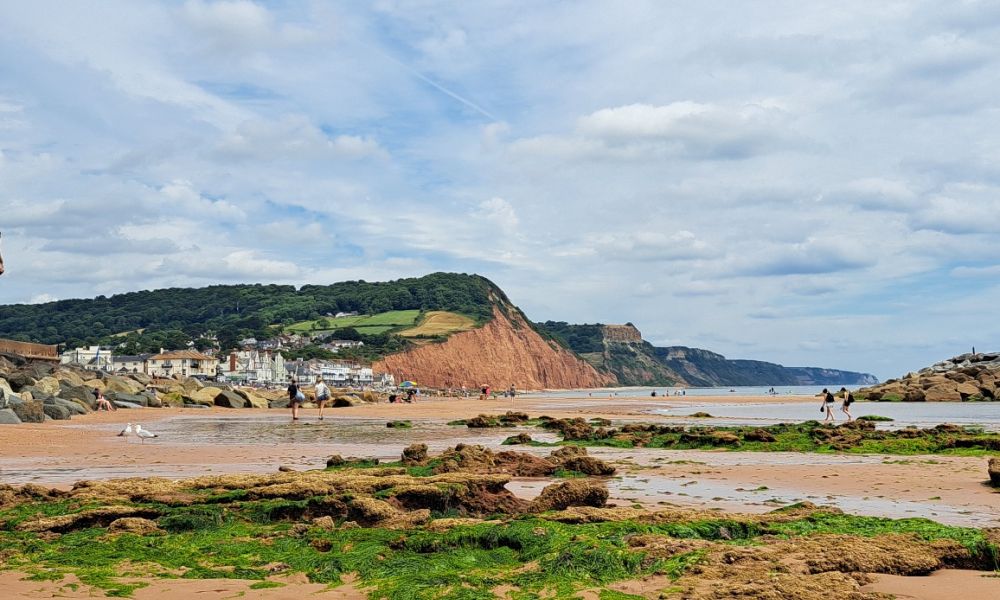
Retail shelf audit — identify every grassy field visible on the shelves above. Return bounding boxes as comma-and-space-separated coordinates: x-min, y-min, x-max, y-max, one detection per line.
286, 310, 421, 335
399, 311, 476, 337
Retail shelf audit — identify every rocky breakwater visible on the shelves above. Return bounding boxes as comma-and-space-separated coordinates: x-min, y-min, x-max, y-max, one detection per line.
858, 352, 1000, 402
0, 357, 380, 425
375, 306, 616, 390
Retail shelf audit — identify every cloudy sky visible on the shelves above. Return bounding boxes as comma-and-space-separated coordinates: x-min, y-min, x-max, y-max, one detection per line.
2, 1, 999, 378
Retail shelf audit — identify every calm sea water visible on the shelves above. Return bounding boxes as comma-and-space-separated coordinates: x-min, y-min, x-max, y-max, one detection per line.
654, 400, 1000, 430
522, 385, 846, 398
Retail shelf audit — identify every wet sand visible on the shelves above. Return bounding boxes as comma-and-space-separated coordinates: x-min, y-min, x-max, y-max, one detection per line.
0, 394, 998, 526
0, 571, 365, 599
861, 569, 1000, 599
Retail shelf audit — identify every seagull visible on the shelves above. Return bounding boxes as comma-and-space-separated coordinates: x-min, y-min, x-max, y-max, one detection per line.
117, 422, 133, 442
134, 424, 158, 444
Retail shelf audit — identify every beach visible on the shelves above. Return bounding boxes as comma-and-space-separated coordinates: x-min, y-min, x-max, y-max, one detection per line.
2, 392, 999, 599
2, 394, 997, 526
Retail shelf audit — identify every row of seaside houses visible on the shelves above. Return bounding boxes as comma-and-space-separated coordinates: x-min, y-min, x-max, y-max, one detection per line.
59, 346, 386, 387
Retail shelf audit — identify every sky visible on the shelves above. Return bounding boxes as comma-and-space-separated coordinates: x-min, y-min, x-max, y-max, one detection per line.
1, 0, 999, 380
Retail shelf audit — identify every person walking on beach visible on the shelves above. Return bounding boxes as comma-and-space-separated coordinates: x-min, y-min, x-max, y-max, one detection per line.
287, 378, 301, 421
820, 388, 835, 422
839, 387, 854, 421
314, 377, 330, 421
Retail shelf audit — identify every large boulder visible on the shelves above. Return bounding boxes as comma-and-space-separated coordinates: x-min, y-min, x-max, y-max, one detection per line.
20, 386, 53, 401
129, 373, 153, 386
180, 378, 204, 393
187, 387, 223, 406
989, 458, 1000, 487
54, 369, 85, 388
955, 382, 983, 400
35, 376, 61, 396
6, 372, 36, 392
60, 383, 97, 410
213, 390, 247, 409
105, 376, 143, 395
161, 392, 185, 407
0, 377, 14, 399
924, 385, 962, 402
84, 379, 106, 393
44, 397, 87, 416
235, 389, 269, 409
0, 408, 22, 424
332, 395, 360, 407
42, 402, 71, 420
11, 400, 45, 423
105, 392, 149, 407
269, 397, 290, 409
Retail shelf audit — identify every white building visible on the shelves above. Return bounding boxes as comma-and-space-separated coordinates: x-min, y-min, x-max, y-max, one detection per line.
60, 346, 114, 372
221, 350, 287, 384
147, 350, 218, 378
288, 359, 374, 386
320, 340, 364, 354
112, 354, 151, 374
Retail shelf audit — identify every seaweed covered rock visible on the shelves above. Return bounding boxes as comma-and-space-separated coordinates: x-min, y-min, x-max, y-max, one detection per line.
502, 433, 534, 445
107, 517, 162, 536
541, 417, 595, 440
499, 411, 529, 424
530, 479, 609, 512
548, 446, 615, 475
465, 414, 501, 428
744, 428, 776, 442
401, 443, 428, 465
990, 458, 1000, 487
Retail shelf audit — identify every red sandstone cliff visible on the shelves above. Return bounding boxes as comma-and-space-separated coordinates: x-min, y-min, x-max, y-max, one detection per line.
374, 308, 616, 390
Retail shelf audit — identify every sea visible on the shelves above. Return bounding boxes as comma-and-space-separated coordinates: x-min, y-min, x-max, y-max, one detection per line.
521, 385, 843, 398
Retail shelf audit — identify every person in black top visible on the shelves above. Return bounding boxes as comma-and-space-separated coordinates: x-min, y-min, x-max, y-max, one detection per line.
839, 387, 854, 421
287, 379, 300, 421
820, 388, 836, 422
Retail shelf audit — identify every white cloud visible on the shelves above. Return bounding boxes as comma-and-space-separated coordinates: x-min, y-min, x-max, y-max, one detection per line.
3, 1, 1000, 379
179, 0, 314, 51
594, 230, 718, 262
475, 197, 519, 234
214, 115, 387, 161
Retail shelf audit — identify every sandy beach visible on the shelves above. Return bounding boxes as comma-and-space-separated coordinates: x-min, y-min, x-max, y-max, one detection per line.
1, 394, 997, 526
2, 393, 999, 599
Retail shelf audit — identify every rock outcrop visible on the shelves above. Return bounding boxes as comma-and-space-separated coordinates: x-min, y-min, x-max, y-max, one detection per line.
859, 352, 999, 402
375, 307, 614, 390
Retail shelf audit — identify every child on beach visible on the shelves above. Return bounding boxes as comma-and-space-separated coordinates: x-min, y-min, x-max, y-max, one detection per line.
840, 387, 854, 421
820, 388, 835, 422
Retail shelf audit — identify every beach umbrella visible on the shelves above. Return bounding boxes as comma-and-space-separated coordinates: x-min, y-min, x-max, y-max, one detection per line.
400, 381, 417, 388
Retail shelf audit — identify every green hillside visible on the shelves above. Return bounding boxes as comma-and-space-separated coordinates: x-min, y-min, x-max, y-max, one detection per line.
0, 273, 500, 352
286, 310, 422, 336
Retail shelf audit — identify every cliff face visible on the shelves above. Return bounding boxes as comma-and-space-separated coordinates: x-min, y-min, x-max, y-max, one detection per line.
374, 308, 615, 390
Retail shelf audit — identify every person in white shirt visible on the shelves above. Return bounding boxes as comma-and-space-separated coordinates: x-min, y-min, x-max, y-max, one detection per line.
315, 377, 330, 421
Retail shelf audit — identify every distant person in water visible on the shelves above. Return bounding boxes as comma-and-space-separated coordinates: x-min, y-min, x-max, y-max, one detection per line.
820, 388, 835, 422
287, 379, 301, 421
840, 387, 854, 421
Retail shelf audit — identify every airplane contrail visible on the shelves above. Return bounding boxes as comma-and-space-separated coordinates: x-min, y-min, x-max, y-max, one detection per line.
382, 52, 499, 121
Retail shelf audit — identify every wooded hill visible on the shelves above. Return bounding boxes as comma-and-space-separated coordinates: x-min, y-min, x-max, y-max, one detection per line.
0, 273, 501, 354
